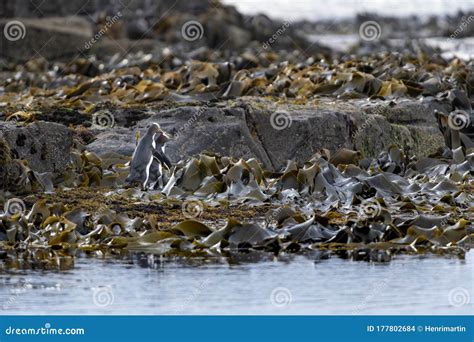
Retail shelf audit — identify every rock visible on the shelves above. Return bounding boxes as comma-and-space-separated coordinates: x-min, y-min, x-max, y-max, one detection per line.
364, 100, 449, 125
87, 127, 137, 158
204, 18, 252, 50
153, 106, 273, 168
0, 121, 72, 174
0, 0, 143, 18
2, 0, 84, 17
0, 16, 92, 62
353, 100, 450, 157
88, 106, 274, 169
247, 105, 354, 169
86, 98, 446, 171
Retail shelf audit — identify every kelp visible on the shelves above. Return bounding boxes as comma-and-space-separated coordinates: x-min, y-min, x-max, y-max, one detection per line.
1, 49, 473, 116
0, 143, 472, 269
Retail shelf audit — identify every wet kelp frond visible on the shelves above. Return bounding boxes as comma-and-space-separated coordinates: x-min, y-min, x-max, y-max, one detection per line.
0, 145, 472, 270
1, 50, 472, 114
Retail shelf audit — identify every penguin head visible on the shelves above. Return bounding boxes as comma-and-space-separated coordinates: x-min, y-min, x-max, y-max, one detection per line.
147, 123, 162, 135
155, 130, 172, 145
148, 123, 173, 144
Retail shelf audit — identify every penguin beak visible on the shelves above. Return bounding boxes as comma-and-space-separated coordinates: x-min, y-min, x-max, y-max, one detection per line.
156, 131, 173, 144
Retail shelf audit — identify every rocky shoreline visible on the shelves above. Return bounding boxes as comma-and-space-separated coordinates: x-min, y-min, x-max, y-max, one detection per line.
0, 96, 450, 174
0, 0, 473, 269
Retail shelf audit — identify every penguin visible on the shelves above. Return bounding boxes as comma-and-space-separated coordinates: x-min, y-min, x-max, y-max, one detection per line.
126, 123, 172, 189
152, 132, 172, 170
148, 131, 173, 189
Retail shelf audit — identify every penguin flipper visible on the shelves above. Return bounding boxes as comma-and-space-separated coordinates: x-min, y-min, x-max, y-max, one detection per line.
152, 149, 172, 170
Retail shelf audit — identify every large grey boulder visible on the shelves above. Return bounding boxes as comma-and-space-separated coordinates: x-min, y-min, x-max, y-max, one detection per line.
88, 106, 274, 169
352, 100, 450, 157
0, 0, 208, 18
0, 16, 92, 62
0, 121, 72, 174
86, 98, 447, 171
0, 0, 99, 17
247, 106, 354, 169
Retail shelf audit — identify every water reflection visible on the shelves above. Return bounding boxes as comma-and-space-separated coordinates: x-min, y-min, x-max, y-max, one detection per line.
0, 251, 471, 315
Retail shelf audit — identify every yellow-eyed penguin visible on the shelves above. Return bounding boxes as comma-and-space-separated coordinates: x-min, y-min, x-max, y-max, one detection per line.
126, 123, 172, 189
148, 131, 173, 189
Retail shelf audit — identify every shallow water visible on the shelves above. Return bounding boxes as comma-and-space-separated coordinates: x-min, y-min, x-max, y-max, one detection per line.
0, 251, 472, 315
223, 0, 473, 20
309, 35, 474, 60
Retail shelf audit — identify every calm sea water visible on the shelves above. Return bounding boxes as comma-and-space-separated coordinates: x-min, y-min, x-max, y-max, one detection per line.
224, 0, 474, 60
0, 251, 472, 315
223, 0, 474, 20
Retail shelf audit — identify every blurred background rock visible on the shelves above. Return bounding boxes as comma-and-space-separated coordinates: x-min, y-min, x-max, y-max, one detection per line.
0, 0, 319, 62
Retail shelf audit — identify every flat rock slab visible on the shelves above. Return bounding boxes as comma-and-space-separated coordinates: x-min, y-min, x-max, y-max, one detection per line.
247, 107, 354, 169
87, 97, 448, 170
88, 105, 274, 169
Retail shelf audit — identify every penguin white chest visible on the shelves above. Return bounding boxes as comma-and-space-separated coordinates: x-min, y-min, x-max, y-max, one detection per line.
143, 133, 157, 188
